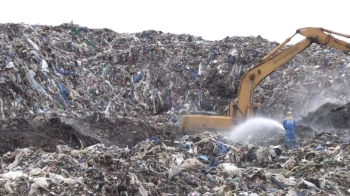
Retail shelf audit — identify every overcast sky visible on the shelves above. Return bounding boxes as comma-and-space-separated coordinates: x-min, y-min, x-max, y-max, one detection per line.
1, 0, 349, 44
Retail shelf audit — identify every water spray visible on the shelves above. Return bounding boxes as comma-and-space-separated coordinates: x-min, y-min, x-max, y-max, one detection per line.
229, 117, 285, 145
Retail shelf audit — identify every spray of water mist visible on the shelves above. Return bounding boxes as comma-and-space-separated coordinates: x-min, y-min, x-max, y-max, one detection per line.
229, 117, 285, 145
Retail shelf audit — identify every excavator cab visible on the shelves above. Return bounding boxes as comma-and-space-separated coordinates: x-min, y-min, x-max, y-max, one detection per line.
181, 102, 266, 135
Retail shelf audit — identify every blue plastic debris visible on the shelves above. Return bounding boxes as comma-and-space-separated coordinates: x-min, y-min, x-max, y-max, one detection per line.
199, 155, 209, 161
204, 157, 221, 172
316, 146, 324, 151
182, 143, 190, 150
58, 83, 71, 105
150, 136, 160, 144
216, 140, 228, 154
132, 71, 145, 83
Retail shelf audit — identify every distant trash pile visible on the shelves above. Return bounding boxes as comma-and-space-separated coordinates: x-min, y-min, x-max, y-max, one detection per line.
0, 23, 349, 124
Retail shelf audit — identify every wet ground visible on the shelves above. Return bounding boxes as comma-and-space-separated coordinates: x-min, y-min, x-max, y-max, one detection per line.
0, 114, 180, 155
63, 113, 179, 147
0, 118, 98, 155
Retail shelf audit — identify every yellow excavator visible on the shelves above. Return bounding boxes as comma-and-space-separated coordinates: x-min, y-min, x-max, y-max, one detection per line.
181, 27, 350, 135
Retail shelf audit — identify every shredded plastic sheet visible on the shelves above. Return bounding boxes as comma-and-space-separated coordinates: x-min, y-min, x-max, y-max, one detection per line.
28, 69, 47, 94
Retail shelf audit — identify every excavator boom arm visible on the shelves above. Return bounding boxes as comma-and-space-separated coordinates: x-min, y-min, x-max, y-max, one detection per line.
232, 27, 350, 118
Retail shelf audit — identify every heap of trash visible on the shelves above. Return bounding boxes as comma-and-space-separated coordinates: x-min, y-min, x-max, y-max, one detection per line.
1, 131, 350, 195
0, 23, 350, 123
1, 23, 350, 195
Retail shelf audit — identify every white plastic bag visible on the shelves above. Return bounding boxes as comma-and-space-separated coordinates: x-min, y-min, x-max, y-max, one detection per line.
41, 59, 49, 72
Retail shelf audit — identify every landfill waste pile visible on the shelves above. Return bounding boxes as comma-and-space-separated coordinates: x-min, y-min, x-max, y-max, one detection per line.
0, 24, 350, 118
1, 131, 350, 195
1, 23, 350, 195
0, 23, 350, 149
299, 101, 350, 131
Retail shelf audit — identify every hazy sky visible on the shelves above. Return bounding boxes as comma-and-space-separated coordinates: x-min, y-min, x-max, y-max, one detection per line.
2, 0, 349, 44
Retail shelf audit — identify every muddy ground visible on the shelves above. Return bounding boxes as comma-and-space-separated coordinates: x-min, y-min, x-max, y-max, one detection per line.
63, 113, 179, 147
0, 114, 180, 155
0, 118, 99, 155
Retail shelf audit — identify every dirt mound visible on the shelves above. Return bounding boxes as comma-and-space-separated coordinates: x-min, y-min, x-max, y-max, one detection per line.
63, 114, 180, 148
298, 102, 350, 131
0, 118, 99, 155
0, 115, 181, 155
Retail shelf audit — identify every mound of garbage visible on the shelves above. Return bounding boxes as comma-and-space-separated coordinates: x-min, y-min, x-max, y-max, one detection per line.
1, 23, 350, 124
0, 22, 349, 150
1, 132, 350, 195
1, 23, 350, 195
299, 102, 350, 131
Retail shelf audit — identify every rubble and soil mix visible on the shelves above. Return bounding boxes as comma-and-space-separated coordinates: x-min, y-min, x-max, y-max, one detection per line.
299, 102, 350, 131
63, 114, 179, 147
0, 118, 99, 155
